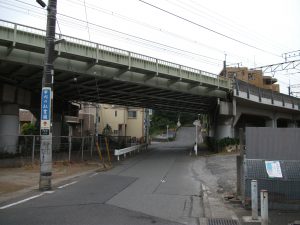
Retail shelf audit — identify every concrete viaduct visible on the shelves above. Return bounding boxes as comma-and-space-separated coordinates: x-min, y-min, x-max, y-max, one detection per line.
0, 20, 299, 152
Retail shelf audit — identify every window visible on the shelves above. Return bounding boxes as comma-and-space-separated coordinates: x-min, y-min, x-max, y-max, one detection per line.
113, 130, 118, 135
248, 74, 255, 81
128, 110, 137, 119
115, 111, 117, 117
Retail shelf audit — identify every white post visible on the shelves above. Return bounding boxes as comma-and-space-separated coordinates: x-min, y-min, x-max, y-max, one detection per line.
251, 180, 258, 220
195, 124, 198, 156
261, 190, 268, 225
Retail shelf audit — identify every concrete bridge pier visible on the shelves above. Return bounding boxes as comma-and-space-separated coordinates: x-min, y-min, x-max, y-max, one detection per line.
212, 100, 236, 139
266, 118, 277, 128
0, 103, 19, 153
0, 84, 31, 153
215, 116, 234, 139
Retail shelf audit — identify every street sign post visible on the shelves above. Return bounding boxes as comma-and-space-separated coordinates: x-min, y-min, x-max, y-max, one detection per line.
39, 0, 57, 190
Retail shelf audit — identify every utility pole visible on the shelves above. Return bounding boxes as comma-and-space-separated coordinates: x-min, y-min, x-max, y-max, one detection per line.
38, 0, 57, 190
223, 53, 227, 78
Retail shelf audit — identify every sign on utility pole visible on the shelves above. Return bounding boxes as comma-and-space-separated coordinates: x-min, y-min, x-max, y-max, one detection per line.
39, 0, 57, 190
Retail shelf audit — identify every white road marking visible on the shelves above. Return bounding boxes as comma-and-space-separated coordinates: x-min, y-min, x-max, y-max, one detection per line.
0, 194, 44, 210
57, 181, 78, 189
43, 191, 55, 194
89, 172, 99, 178
0, 190, 55, 210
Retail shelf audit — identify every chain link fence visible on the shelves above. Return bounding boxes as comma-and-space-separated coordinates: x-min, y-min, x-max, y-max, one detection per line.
0, 134, 145, 167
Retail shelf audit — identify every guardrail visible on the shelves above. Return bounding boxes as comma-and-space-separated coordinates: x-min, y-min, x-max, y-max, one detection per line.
234, 79, 300, 110
114, 144, 148, 161
0, 19, 231, 90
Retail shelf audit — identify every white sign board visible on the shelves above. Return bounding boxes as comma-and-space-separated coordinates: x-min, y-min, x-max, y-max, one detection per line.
265, 161, 283, 178
193, 120, 201, 126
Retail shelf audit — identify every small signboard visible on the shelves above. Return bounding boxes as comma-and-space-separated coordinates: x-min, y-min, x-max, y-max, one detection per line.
40, 87, 51, 135
265, 161, 283, 178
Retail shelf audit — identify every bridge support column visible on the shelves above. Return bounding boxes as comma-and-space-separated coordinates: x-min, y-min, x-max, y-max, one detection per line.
52, 114, 62, 152
216, 116, 234, 139
0, 103, 19, 153
266, 118, 277, 128
214, 100, 236, 139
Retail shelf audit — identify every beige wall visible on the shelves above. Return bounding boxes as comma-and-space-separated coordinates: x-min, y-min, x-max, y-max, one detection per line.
99, 105, 127, 136
127, 108, 144, 139
98, 104, 144, 138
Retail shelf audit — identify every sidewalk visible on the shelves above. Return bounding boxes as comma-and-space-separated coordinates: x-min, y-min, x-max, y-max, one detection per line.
0, 161, 106, 204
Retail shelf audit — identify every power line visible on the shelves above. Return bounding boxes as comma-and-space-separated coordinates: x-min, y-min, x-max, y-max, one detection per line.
184, 0, 289, 53
56, 12, 222, 63
83, 0, 91, 41
52, 0, 265, 67
2, 0, 223, 65
138, 0, 282, 58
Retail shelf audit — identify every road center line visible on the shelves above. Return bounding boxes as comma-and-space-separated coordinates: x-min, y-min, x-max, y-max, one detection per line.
57, 181, 78, 189
0, 194, 44, 210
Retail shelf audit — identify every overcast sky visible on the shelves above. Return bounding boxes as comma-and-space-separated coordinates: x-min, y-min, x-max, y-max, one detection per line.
0, 0, 299, 94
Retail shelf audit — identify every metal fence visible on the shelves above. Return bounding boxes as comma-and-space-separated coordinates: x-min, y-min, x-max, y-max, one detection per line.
240, 127, 300, 209
0, 134, 145, 166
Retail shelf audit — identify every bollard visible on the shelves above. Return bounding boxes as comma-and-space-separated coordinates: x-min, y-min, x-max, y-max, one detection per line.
251, 180, 258, 220
260, 190, 268, 225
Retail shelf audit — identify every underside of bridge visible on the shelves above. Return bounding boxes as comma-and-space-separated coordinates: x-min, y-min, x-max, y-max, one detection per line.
0, 59, 219, 114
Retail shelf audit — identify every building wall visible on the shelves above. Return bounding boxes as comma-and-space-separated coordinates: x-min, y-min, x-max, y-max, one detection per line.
221, 67, 280, 92
98, 104, 144, 138
127, 108, 144, 139
99, 105, 127, 136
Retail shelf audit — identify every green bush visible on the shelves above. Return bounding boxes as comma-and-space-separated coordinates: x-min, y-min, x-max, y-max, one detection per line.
205, 137, 239, 152
217, 137, 239, 148
21, 123, 38, 135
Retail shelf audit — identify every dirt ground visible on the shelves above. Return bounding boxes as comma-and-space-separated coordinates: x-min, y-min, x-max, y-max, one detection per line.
0, 161, 107, 203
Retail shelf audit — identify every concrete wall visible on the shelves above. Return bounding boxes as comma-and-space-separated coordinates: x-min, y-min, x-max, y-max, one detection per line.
0, 104, 19, 153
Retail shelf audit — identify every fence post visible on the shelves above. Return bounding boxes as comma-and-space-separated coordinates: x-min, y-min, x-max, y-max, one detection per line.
81, 137, 84, 161
90, 136, 94, 157
261, 190, 268, 225
32, 135, 36, 165
251, 180, 258, 220
68, 136, 72, 163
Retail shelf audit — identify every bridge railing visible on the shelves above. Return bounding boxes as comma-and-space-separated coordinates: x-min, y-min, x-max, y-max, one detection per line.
0, 19, 231, 90
235, 79, 300, 110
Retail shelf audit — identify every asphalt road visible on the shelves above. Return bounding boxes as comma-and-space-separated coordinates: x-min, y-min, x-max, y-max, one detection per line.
0, 127, 204, 225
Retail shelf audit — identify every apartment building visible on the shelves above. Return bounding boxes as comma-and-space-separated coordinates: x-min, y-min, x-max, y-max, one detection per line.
220, 67, 280, 92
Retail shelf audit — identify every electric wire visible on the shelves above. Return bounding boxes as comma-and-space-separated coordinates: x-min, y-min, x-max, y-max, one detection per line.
64, 0, 265, 67
1, 0, 298, 88
138, 0, 282, 58
2, 0, 223, 66
185, 0, 290, 53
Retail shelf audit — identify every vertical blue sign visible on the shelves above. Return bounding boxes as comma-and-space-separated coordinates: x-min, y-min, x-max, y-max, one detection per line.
41, 88, 51, 121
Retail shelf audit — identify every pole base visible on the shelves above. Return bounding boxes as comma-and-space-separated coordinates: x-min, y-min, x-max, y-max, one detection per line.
242, 216, 261, 224
39, 175, 52, 191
